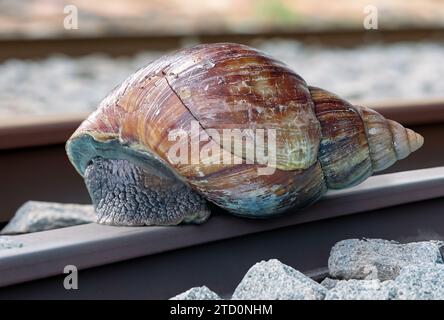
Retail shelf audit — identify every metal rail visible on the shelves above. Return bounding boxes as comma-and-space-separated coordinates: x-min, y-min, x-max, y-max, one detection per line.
0, 166, 443, 298
1, 27, 444, 62
1, 100, 443, 224
1, 99, 443, 151
0, 113, 85, 150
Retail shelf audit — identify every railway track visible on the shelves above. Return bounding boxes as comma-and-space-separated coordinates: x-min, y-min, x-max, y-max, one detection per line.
0, 99, 443, 299
0, 167, 443, 299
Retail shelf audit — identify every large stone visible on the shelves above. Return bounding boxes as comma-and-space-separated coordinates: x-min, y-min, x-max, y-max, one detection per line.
325, 280, 396, 300
0, 236, 23, 250
232, 259, 327, 300
394, 264, 444, 300
1, 201, 95, 234
328, 239, 443, 281
170, 286, 221, 300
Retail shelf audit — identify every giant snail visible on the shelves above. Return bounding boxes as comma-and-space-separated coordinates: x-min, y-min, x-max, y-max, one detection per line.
66, 43, 423, 226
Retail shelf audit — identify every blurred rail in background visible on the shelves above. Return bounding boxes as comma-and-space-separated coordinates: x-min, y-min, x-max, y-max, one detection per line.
1, 27, 444, 61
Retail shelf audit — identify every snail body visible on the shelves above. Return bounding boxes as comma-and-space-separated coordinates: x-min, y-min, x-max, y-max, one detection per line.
66, 43, 423, 226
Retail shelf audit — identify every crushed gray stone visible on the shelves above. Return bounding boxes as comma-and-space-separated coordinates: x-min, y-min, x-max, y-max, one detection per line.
394, 264, 444, 300
1, 201, 96, 234
2, 42, 444, 118
232, 259, 327, 300
170, 286, 221, 300
325, 279, 397, 300
320, 277, 339, 290
0, 236, 23, 250
328, 239, 443, 281
169, 242, 444, 301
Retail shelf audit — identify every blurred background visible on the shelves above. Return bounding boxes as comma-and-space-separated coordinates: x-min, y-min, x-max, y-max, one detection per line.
0, 0, 444, 118
2, 0, 444, 37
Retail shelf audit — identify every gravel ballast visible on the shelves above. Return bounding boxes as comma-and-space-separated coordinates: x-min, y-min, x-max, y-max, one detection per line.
169, 239, 444, 300
231, 259, 327, 300
0, 237, 23, 250
1, 41, 443, 117
394, 264, 444, 300
170, 286, 221, 300
328, 238, 443, 281
320, 277, 339, 290
325, 280, 396, 300
1, 201, 95, 234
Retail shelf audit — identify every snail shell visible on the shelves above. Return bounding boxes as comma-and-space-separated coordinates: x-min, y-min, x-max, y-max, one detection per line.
66, 43, 423, 226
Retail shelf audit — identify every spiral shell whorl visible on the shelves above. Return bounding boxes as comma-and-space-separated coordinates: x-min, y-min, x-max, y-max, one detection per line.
309, 86, 424, 187
388, 119, 424, 160
309, 87, 372, 189
355, 105, 423, 172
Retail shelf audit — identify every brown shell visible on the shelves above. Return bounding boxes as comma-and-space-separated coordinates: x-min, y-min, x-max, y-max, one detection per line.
67, 43, 423, 217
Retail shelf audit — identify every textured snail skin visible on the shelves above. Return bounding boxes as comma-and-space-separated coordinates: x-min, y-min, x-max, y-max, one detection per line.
66, 43, 424, 226
85, 157, 209, 225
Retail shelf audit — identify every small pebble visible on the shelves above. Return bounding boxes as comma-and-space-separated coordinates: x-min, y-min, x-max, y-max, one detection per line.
170, 286, 221, 300
0, 237, 23, 250
325, 279, 396, 300
320, 277, 339, 290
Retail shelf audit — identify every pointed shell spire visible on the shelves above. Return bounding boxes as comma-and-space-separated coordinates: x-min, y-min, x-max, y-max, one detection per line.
355, 105, 424, 171
388, 119, 424, 160
406, 127, 424, 153
309, 86, 424, 188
